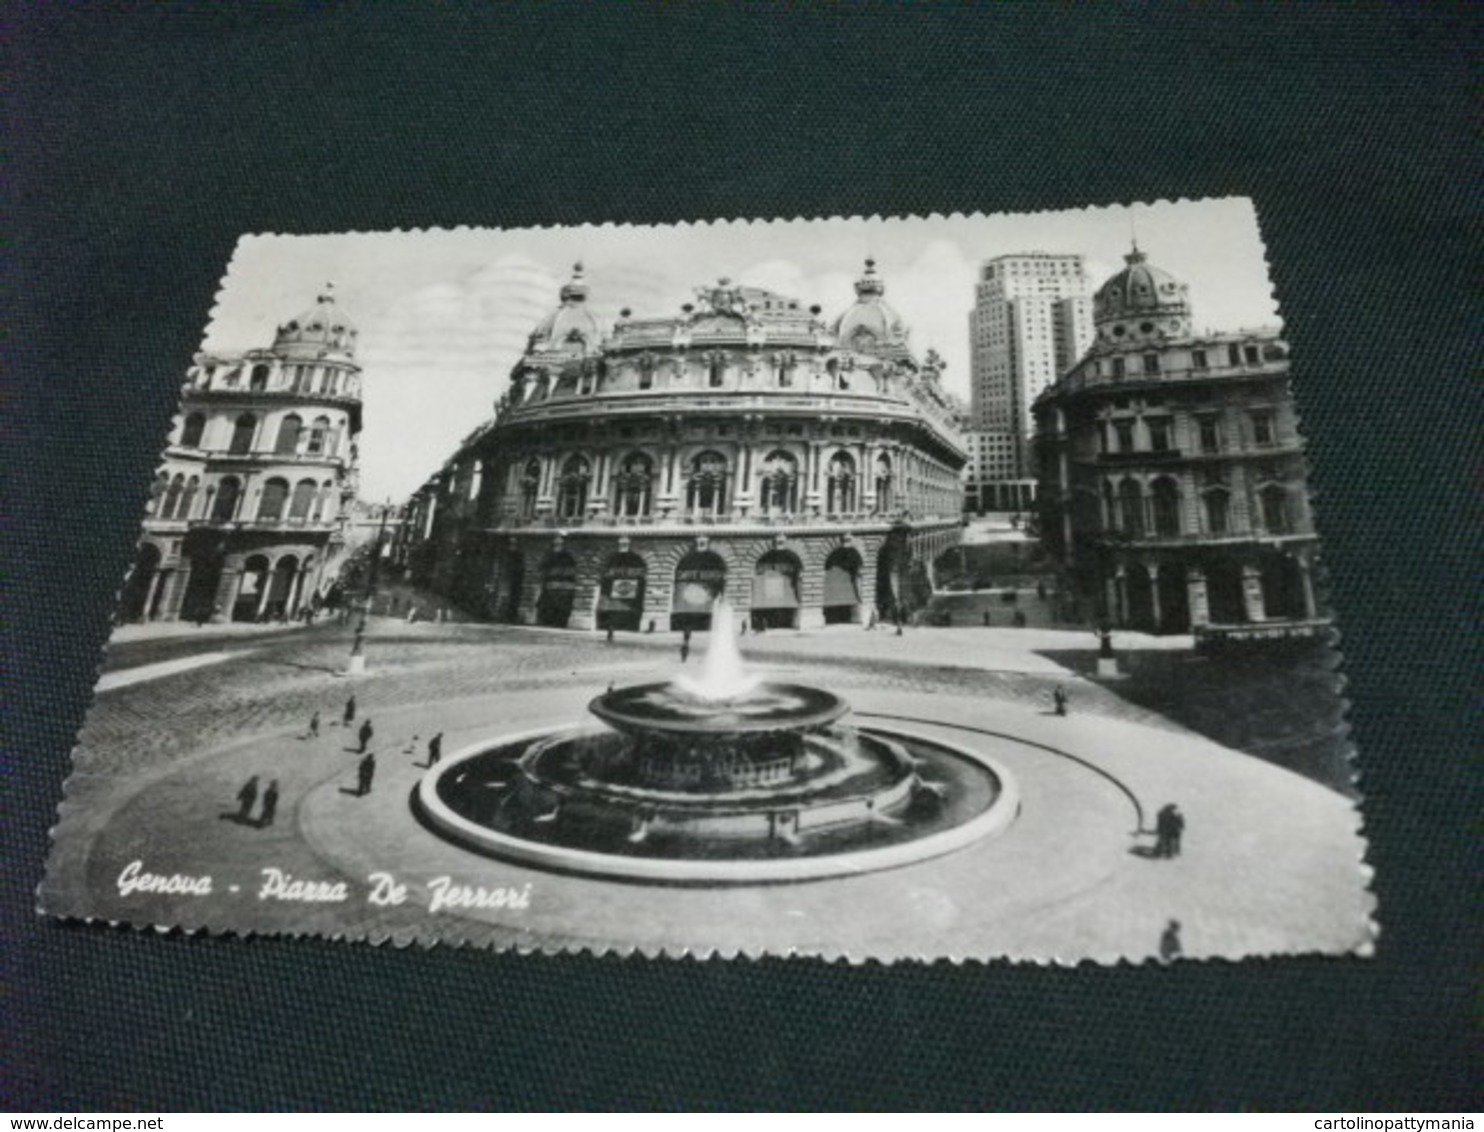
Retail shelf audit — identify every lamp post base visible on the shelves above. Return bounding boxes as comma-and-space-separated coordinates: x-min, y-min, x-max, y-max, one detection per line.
347, 654, 367, 676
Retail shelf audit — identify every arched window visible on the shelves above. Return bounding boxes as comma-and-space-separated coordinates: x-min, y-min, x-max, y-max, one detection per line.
520, 459, 541, 519
249, 364, 270, 392
1204, 489, 1230, 536
874, 453, 893, 512
275, 414, 303, 455
258, 478, 290, 521
1118, 478, 1145, 538
312, 479, 334, 521
1260, 485, 1290, 534
306, 415, 330, 455
160, 474, 185, 520
613, 452, 654, 517
556, 455, 591, 518
179, 476, 199, 520
826, 451, 857, 514
687, 450, 730, 516
229, 414, 256, 455
211, 476, 241, 521
289, 478, 317, 520
1151, 477, 1181, 538
179, 412, 206, 448
758, 450, 797, 515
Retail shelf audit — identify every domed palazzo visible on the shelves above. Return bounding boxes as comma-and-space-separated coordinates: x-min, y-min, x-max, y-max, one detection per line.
403, 262, 967, 633
123, 287, 363, 625
1033, 246, 1326, 647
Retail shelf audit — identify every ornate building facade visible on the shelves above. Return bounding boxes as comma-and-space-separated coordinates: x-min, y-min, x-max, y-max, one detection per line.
403, 261, 965, 632
119, 287, 363, 624
1033, 247, 1326, 644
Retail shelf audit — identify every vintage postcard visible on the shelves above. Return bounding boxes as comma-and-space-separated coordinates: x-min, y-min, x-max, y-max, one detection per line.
40, 200, 1374, 962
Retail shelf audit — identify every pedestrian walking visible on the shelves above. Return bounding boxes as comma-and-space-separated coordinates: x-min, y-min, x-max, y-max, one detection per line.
308, 711, 320, 739
428, 732, 443, 766
606, 626, 615, 644
343, 694, 357, 726
679, 639, 690, 664
357, 718, 374, 754
258, 780, 280, 828
1052, 687, 1068, 716
357, 753, 376, 797
234, 776, 260, 823
1167, 805, 1185, 858
983, 610, 991, 627
1013, 609, 1027, 628
1159, 919, 1183, 962
1154, 804, 1177, 858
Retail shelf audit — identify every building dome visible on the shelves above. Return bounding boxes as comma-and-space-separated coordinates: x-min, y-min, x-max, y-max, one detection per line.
833, 259, 910, 360
528, 262, 601, 355
1092, 246, 1192, 345
273, 284, 358, 358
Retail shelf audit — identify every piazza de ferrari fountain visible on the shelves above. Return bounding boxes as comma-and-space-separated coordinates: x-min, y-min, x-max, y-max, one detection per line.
415, 599, 1019, 883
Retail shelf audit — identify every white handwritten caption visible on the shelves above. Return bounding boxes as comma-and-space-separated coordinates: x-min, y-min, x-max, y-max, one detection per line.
115, 860, 532, 913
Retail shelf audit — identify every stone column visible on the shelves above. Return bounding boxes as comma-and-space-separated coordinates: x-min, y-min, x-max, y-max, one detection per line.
1186, 566, 1210, 628
1298, 553, 1317, 619
1148, 563, 1163, 631
143, 570, 164, 622
1241, 562, 1266, 622
164, 565, 191, 621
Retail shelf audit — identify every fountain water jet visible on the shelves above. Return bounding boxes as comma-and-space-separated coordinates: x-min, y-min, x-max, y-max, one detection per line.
670, 597, 761, 704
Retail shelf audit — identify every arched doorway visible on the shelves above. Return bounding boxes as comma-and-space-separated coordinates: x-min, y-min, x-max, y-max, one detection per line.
493, 550, 524, 623
536, 550, 578, 627
266, 555, 299, 621
671, 550, 727, 631
1205, 559, 1245, 624
823, 546, 863, 624
597, 551, 647, 632
182, 549, 224, 624
1125, 563, 1154, 631
234, 555, 271, 621
1156, 562, 1190, 633
1259, 549, 1307, 620
119, 543, 162, 623
751, 549, 802, 630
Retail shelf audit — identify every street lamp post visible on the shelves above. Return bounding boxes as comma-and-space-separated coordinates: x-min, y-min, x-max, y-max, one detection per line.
347, 501, 392, 676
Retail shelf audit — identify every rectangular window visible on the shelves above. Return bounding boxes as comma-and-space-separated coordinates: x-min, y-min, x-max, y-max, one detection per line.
1197, 415, 1220, 454
1142, 353, 1160, 375
1251, 410, 1275, 446
1147, 418, 1172, 453
1192, 349, 1208, 369
1111, 357, 1126, 380
1228, 344, 1242, 366
1114, 421, 1135, 453
1244, 345, 1261, 365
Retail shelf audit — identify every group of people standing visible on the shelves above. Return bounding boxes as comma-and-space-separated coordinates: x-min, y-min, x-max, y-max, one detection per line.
230, 694, 447, 820
228, 776, 279, 828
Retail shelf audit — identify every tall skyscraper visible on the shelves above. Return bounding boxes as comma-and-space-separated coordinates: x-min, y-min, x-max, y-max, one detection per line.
966, 253, 1092, 511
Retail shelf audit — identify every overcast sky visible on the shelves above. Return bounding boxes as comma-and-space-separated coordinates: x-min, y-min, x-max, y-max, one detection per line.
205, 197, 1279, 500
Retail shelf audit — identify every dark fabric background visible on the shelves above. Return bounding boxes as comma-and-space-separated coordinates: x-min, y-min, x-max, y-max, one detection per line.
6, 4, 1480, 1112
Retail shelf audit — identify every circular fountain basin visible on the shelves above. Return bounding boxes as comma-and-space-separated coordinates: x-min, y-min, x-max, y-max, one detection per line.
415, 722, 1020, 885
589, 681, 848, 738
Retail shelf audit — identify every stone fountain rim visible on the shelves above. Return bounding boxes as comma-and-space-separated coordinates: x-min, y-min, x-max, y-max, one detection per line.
588, 681, 849, 736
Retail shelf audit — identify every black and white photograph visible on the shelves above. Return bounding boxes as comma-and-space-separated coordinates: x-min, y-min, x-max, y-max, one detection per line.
40, 199, 1373, 962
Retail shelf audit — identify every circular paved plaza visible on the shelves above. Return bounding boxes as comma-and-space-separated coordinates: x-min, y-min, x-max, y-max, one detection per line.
44, 619, 1374, 963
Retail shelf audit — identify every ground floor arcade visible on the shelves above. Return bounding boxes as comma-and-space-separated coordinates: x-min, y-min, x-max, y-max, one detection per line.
428, 522, 962, 633
1086, 539, 1323, 637
118, 530, 340, 625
